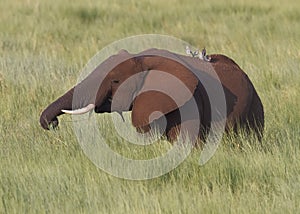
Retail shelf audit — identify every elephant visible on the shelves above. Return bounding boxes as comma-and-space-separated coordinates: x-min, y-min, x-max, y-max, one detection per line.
40, 48, 264, 144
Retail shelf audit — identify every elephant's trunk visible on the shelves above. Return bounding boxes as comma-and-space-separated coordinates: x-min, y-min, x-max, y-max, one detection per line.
40, 88, 74, 130
40, 81, 108, 130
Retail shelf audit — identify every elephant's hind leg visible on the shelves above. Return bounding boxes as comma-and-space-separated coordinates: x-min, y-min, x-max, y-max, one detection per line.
247, 90, 264, 141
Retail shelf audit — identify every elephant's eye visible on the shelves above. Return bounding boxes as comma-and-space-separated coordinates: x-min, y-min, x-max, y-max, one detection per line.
112, 80, 119, 84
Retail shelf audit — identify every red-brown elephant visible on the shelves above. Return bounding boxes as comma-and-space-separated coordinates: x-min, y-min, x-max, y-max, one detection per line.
40, 48, 264, 143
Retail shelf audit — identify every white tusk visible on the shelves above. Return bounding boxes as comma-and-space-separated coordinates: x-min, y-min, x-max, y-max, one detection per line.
62, 104, 95, 115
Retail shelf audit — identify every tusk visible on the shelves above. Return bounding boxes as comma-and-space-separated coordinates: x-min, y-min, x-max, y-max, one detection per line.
62, 104, 95, 115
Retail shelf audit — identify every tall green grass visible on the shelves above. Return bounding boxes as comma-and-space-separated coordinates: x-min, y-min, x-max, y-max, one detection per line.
1, 0, 300, 213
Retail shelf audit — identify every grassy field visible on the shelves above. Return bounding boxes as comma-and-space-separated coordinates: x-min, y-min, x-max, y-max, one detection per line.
1, 0, 300, 213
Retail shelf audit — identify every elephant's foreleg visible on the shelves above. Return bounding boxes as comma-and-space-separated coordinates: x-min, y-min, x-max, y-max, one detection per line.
166, 119, 204, 146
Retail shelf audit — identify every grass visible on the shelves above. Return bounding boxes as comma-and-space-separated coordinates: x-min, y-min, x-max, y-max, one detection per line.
1, 0, 300, 213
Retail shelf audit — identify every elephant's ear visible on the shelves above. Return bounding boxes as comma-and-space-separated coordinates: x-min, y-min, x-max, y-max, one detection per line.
131, 63, 198, 128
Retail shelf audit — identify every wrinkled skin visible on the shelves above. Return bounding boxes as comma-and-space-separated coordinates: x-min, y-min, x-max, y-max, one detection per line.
40, 48, 264, 143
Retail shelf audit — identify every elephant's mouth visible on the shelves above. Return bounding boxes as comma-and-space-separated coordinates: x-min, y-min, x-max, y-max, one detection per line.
94, 97, 112, 113
94, 96, 134, 113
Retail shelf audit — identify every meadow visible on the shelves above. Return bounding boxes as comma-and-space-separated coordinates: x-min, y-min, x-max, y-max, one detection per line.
0, 0, 300, 213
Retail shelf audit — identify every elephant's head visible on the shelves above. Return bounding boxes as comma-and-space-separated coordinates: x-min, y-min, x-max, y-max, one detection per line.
40, 49, 200, 131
